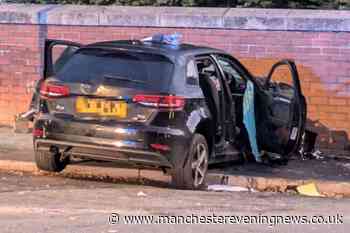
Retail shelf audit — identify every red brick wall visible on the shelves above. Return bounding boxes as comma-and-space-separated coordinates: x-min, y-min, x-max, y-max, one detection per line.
0, 24, 40, 124
0, 24, 349, 149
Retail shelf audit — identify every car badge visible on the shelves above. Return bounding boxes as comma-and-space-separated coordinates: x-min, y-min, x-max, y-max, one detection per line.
81, 83, 95, 94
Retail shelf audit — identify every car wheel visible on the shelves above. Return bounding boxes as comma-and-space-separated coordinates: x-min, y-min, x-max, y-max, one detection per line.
171, 134, 209, 190
34, 149, 68, 172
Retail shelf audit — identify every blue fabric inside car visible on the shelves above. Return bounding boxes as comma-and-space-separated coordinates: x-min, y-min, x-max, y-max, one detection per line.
243, 80, 261, 162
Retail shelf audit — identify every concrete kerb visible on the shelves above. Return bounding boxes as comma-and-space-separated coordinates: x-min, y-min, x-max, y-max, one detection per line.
0, 159, 349, 198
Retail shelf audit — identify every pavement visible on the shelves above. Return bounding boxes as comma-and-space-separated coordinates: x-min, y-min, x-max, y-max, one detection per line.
0, 126, 350, 197
0, 171, 349, 233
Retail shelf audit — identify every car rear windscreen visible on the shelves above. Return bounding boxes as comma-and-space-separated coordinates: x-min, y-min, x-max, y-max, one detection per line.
55, 49, 174, 92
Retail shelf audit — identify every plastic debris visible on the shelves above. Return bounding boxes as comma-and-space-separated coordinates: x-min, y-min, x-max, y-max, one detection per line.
17, 191, 30, 195
208, 185, 249, 192
137, 191, 147, 197
108, 230, 118, 233
296, 183, 323, 197
311, 150, 324, 160
299, 130, 320, 160
69, 216, 77, 221
20, 109, 36, 120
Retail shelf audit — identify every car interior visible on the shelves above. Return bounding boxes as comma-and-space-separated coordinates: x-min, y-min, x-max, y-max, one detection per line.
217, 57, 247, 131
196, 57, 247, 147
215, 57, 252, 152
196, 59, 222, 140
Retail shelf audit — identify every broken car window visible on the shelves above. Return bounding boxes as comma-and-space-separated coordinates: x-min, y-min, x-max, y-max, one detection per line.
268, 65, 295, 99
186, 59, 199, 86
197, 58, 222, 91
216, 56, 246, 94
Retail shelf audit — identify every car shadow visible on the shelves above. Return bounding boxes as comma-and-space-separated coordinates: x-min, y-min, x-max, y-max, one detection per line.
40, 165, 173, 189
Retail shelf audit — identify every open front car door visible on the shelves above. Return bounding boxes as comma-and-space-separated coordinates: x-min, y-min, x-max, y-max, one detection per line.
255, 60, 307, 159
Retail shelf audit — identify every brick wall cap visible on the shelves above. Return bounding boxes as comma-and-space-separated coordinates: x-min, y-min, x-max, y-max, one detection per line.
0, 4, 50, 24
1, 3, 350, 32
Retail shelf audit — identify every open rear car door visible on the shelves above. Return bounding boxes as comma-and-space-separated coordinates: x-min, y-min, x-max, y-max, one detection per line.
25, 40, 82, 120
255, 60, 307, 158
44, 39, 82, 78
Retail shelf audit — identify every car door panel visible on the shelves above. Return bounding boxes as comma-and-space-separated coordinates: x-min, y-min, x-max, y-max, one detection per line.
256, 60, 306, 156
26, 40, 82, 120
44, 39, 82, 78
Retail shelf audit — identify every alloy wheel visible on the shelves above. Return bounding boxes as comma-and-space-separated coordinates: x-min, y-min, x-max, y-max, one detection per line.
191, 143, 208, 188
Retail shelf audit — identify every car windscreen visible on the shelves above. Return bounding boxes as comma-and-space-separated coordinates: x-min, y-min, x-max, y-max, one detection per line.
55, 49, 174, 92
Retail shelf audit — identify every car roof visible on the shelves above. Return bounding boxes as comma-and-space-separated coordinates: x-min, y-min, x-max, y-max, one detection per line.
82, 40, 226, 62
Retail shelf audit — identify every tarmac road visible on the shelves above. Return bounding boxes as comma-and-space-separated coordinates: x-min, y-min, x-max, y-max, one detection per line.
0, 171, 349, 233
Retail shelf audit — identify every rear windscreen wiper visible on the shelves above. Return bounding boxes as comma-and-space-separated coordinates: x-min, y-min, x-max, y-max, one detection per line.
103, 75, 145, 85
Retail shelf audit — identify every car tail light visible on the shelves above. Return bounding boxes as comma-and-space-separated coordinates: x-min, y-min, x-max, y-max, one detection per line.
33, 129, 44, 137
150, 143, 171, 152
133, 95, 185, 109
40, 82, 70, 98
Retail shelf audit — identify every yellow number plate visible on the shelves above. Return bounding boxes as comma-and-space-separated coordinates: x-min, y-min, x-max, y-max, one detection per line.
76, 97, 127, 118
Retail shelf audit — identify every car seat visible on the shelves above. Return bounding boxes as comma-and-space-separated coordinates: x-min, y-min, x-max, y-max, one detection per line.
199, 73, 221, 131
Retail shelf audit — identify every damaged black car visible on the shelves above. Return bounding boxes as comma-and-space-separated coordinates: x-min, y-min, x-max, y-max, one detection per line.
26, 35, 307, 190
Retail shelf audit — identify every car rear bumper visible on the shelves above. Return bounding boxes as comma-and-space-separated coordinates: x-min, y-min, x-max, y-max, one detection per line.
35, 139, 173, 168
33, 114, 192, 169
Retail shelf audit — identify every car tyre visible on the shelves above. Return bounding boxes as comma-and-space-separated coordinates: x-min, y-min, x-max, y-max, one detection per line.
171, 134, 209, 190
34, 149, 68, 172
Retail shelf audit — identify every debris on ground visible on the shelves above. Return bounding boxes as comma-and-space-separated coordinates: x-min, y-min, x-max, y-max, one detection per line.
17, 191, 30, 195
300, 149, 325, 160
137, 191, 147, 197
19, 109, 36, 121
311, 150, 324, 160
299, 130, 323, 160
13, 113, 31, 134
296, 183, 323, 197
208, 185, 250, 192
69, 216, 78, 221
107, 230, 118, 233
341, 163, 350, 170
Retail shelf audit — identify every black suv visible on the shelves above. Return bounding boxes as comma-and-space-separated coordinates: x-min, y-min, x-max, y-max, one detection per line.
29, 38, 306, 189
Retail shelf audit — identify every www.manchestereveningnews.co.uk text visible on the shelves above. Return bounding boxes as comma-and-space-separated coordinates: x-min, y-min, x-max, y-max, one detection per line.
108, 213, 344, 225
